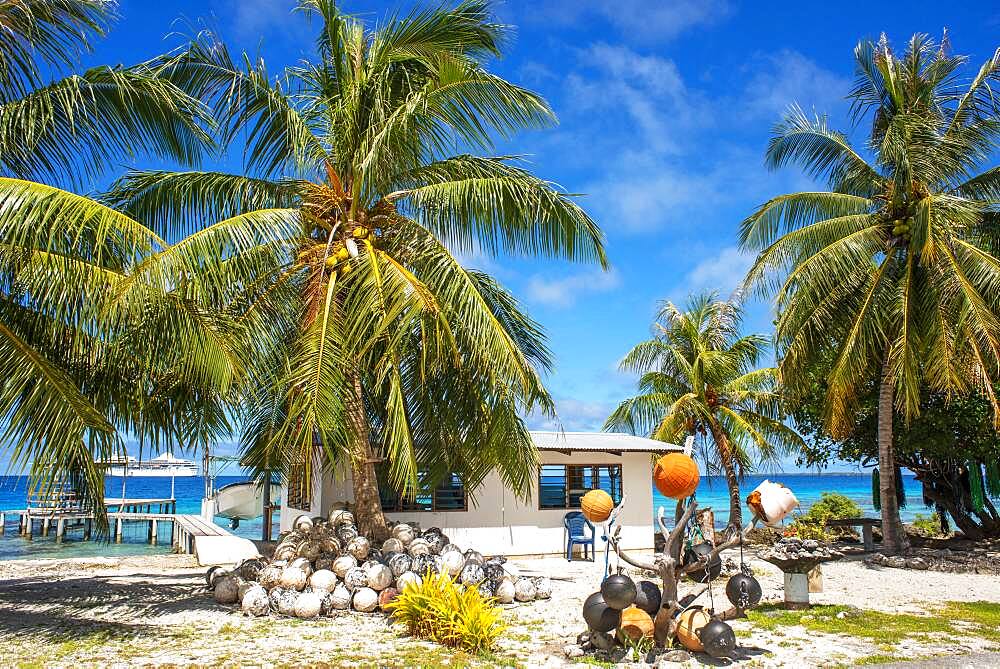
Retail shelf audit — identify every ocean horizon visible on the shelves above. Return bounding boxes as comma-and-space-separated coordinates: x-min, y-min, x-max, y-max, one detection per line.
0, 471, 928, 561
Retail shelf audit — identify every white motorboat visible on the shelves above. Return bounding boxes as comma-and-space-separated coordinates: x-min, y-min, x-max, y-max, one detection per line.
209, 480, 282, 521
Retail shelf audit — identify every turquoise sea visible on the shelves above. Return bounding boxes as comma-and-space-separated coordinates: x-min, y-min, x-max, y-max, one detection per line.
0, 472, 925, 561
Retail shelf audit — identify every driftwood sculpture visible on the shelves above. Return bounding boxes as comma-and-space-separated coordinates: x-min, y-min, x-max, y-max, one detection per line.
609, 498, 754, 647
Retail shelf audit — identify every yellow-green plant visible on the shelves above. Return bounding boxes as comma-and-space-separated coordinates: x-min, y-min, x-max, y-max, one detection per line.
386, 571, 506, 653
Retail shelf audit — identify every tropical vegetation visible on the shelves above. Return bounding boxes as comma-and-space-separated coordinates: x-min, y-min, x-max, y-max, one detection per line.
739, 34, 1000, 553
0, 0, 229, 517
605, 292, 803, 529
105, 0, 605, 538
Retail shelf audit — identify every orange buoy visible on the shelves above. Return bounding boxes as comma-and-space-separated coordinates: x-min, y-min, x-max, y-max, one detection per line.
618, 605, 654, 641
653, 453, 700, 499
581, 489, 615, 523
676, 607, 711, 651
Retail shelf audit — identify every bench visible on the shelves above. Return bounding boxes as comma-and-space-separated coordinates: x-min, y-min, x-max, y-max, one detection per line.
824, 517, 881, 551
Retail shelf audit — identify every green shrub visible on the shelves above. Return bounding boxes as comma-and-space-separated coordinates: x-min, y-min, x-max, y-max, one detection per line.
385, 571, 506, 653
789, 493, 863, 541
910, 512, 942, 536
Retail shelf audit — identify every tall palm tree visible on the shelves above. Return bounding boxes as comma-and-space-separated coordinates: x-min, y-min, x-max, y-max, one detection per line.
0, 0, 222, 514
605, 293, 803, 530
739, 34, 1000, 553
106, 0, 606, 538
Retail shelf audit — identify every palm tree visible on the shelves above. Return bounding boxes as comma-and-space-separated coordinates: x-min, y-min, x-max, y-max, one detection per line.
0, 0, 222, 514
605, 293, 803, 530
106, 0, 606, 538
739, 34, 1000, 553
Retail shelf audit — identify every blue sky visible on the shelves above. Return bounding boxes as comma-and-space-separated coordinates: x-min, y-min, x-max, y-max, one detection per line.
67, 1, 1000, 467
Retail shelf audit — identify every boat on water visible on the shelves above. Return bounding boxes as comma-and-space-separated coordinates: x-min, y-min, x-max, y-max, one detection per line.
103, 452, 199, 477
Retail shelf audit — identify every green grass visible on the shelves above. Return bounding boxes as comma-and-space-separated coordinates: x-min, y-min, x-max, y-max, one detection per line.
745, 604, 957, 646
939, 601, 1000, 642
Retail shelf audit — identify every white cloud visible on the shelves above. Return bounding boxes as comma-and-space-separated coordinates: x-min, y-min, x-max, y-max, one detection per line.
527, 397, 616, 432
740, 50, 851, 121
225, 0, 301, 41
525, 0, 733, 43
525, 269, 620, 308
678, 246, 754, 299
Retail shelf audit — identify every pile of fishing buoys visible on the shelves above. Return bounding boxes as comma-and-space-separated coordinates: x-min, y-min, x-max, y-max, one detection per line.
746, 480, 799, 527
653, 453, 700, 499
581, 574, 662, 648
207, 512, 552, 619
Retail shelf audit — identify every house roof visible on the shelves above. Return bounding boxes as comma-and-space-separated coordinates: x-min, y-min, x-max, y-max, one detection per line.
529, 431, 684, 454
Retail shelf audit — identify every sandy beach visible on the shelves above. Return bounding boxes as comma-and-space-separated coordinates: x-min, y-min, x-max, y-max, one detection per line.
1, 549, 999, 668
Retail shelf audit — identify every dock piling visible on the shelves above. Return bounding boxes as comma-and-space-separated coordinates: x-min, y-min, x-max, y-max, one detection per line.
115, 517, 123, 543
55, 518, 65, 543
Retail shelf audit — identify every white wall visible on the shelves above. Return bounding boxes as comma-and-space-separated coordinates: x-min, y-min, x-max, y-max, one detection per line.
279, 451, 655, 556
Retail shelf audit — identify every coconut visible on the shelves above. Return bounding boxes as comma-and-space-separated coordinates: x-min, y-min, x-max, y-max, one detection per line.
407, 538, 431, 557
294, 515, 314, 533
395, 571, 422, 591
329, 583, 352, 610
378, 587, 399, 610
347, 536, 371, 561
382, 538, 404, 554
297, 539, 321, 561
460, 563, 485, 586
387, 552, 412, 577
241, 585, 270, 616
495, 580, 515, 604
514, 577, 537, 602
276, 589, 299, 616
280, 566, 308, 591
258, 565, 283, 590
391, 523, 415, 545
533, 577, 552, 600
441, 550, 466, 577
213, 575, 240, 604
352, 587, 379, 613
332, 555, 357, 578
309, 569, 338, 593
365, 563, 393, 591
268, 587, 286, 611
330, 509, 354, 527
343, 566, 368, 591
294, 591, 322, 618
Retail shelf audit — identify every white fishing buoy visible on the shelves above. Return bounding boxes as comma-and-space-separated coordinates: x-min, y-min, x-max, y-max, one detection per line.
352, 587, 378, 613
343, 566, 368, 591
495, 580, 515, 604
308, 569, 338, 593
533, 577, 552, 600
279, 567, 308, 591
213, 575, 240, 604
294, 515, 313, 533
242, 586, 270, 616
395, 571, 422, 591
441, 550, 466, 577
332, 555, 357, 578
514, 577, 537, 602
294, 591, 322, 618
382, 538, 404, 554
347, 536, 371, 561
329, 583, 352, 610
391, 523, 415, 546
365, 563, 393, 591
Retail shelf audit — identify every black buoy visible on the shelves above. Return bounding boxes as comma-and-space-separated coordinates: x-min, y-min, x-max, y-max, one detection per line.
600, 574, 637, 610
699, 618, 737, 658
683, 542, 722, 583
725, 573, 762, 609
583, 591, 621, 632
633, 580, 662, 616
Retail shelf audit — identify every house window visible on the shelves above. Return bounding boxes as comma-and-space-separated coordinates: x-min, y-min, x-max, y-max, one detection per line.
286, 459, 312, 510
380, 473, 467, 512
539, 464, 622, 509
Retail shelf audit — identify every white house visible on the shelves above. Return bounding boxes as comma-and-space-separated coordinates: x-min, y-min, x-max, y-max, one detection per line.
279, 431, 682, 556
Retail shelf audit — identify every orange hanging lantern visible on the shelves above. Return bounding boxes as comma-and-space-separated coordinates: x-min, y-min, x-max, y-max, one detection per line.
653, 453, 700, 499
581, 489, 614, 523
618, 605, 654, 641
676, 607, 711, 651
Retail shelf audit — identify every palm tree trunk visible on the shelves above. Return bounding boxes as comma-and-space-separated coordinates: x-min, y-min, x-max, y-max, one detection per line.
346, 373, 390, 541
707, 419, 742, 530
877, 355, 907, 554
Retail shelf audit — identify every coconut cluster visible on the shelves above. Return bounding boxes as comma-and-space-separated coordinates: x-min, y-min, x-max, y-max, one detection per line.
207, 511, 552, 619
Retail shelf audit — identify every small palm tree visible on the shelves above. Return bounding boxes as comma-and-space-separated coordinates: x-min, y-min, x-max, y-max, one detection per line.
0, 0, 218, 511
739, 34, 1000, 553
107, 0, 605, 538
605, 293, 803, 529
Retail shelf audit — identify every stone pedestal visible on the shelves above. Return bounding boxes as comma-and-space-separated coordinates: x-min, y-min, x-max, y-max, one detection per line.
784, 572, 810, 609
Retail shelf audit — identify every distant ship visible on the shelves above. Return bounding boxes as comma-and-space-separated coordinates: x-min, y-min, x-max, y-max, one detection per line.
103, 452, 199, 477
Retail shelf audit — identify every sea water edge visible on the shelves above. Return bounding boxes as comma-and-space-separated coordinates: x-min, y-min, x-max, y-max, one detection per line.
0, 473, 923, 561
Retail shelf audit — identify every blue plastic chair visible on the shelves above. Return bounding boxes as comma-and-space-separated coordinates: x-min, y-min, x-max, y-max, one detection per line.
564, 511, 595, 561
